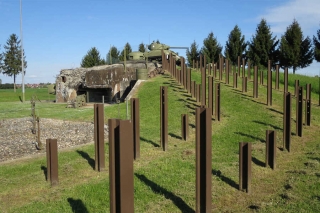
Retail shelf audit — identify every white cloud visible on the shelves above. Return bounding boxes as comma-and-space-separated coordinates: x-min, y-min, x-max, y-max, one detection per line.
259, 0, 320, 36
29, 75, 37, 78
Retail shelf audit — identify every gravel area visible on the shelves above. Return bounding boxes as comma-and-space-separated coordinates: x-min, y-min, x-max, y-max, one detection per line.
0, 117, 107, 163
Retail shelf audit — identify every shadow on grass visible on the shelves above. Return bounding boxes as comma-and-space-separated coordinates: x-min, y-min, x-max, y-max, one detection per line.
267, 107, 283, 115
252, 157, 265, 167
140, 137, 160, 147
189, 123, 195, 129
135, 174, 195, 213
212, 169, 239, 190
253, 120, 282, 131
67, 198, 89, 213
234, 132, 264, 142
169, 132, 182, 140
40, 166, 47, 181
76, 150, 95, 170
241, 96, 266, 106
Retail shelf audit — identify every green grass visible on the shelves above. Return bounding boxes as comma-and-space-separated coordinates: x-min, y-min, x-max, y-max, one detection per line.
0, 70, 320, 212
0, 88, 56, 102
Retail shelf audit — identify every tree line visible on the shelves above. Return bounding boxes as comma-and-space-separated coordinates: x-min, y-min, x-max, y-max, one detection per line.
0, 34, 27, 91
80, 42, 146, 68
187, 19, 320, 74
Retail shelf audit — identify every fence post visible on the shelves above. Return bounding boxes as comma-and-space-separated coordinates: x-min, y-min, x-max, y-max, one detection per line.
46, 138, 58, 186
196, 107, 212, 213
160, 86, 168, 151
131, 98, 140, 160
94, 103, 105, 171
239, 142, 251, 193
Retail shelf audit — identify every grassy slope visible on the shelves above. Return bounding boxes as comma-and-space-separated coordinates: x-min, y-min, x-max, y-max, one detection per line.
0, 71, 319, 212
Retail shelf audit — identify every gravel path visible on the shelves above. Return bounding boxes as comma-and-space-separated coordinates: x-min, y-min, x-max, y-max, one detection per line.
0, 117, 106, 163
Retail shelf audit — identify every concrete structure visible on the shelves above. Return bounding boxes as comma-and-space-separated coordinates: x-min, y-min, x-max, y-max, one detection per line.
55, 61, 160, 103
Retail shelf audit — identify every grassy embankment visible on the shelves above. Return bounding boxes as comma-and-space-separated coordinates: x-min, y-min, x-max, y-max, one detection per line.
0, 70, 319, 212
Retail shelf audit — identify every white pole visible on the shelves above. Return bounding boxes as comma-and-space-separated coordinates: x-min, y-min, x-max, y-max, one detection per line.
20, 0, 25, 102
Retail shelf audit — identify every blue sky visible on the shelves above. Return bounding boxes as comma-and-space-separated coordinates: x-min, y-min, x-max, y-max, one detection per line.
0, 0, 319, 84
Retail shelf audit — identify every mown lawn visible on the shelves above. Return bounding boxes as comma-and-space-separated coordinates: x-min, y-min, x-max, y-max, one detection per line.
0, 69, 319, 212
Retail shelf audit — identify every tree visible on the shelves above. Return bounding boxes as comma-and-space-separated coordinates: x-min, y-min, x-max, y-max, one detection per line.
119, 42, 132, 61
224, 25, 247, 65
1, 34, 27, 92
107, 46, 120, 64
139, 42, 146, 53
80, 47, 105, 68
248, 19, 279, 69
186, 40, 200, 67
279, 19, 313, 74
201, 32, 222, 64
314, 29, 320, 62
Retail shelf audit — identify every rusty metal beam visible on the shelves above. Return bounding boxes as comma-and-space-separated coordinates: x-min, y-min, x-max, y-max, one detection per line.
267, 61, 272, 106
215, 83, 221, 121
201, 61, 207, 106
283, 92, 292, 152
160, 86, 168, 151
239, 142, 251, 193
46, 138, 58, 186
109, 119, 134, 213
266, 130, 276, 169
247, 60, 251, 80
284, 68, 288, 93
196, 107, 212, 213
131, 98, 140, 160
296, 86, 303, 137
275, 65, 279, 90
181, 114, 189, 141
208, 76, 214, 116
233, 72, 238, 89
305, 84, 311, 126
253, 66, 258, 98
94, 103, 105, 171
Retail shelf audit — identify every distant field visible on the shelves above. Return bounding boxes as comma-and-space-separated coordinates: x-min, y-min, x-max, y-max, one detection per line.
0, 88, 55, 102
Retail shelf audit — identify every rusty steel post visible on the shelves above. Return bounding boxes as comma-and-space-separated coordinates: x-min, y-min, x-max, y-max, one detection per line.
108, 119, 134, 213
200, 54, 203, 74
220, 56, 224, 81
260, 70, 263, 85
191, 80, 196, 98
275, 65, 279, 90
208, 76, 214, 116
160, 86, 168, 151
237, 56, 240, 75
242, 58, 245, 77
225, 59, 229, 84
214, 63, 217, 79
239, 142, 251, 193
215, 83, 221, 121
195, 107, 212, 213
267, 61, 272, 106
46, 138, 58, 186
247, 60, 251, 80
253, 66, 258, 98
184, 64, 187, 90
94, 103, 105, 172
233, 72, 238, 88
266, 130, 276, 169
296, 86, 303, 137
283, 92, 292, 152
131, 98, 140, 160
201, 62, 207, 106
181, 114, 189, 141
284, 68, 288, 93
242, 77, 247, 93
196, 84, 201, 103
305, 84, 311, 126
208, 63, 212, 76
295, 80, 299, 97
193, 59, 195, 70
187, 68, 191, 94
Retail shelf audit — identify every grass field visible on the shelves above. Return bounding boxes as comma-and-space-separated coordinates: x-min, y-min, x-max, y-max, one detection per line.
0, 70, 320, 212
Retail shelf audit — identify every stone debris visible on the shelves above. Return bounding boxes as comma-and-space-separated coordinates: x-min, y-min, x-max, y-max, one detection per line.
0, 118, 107, 163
